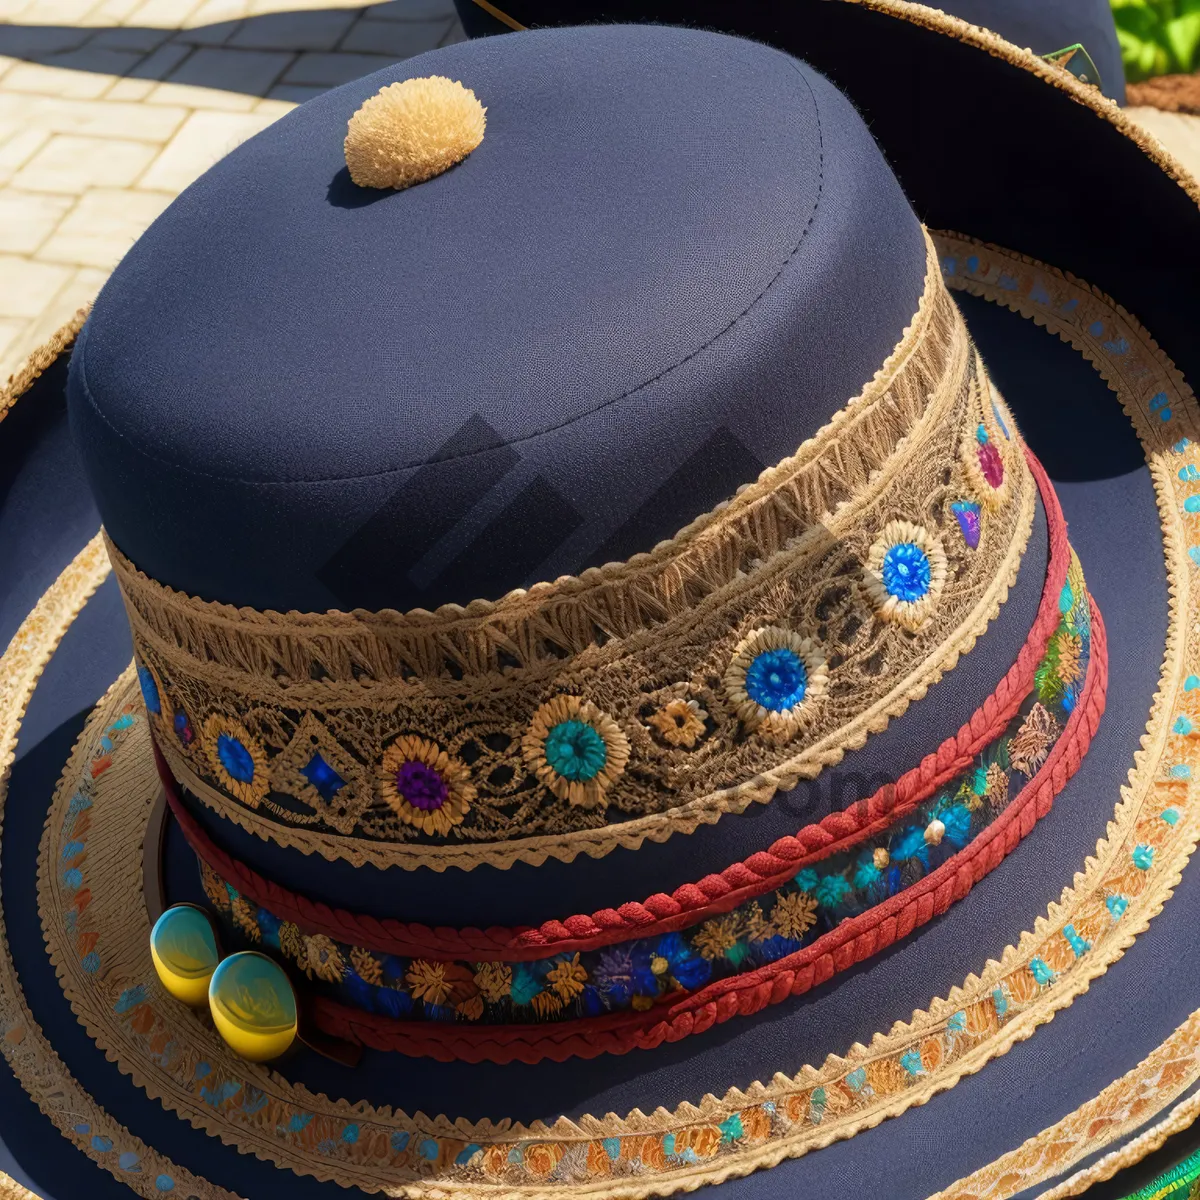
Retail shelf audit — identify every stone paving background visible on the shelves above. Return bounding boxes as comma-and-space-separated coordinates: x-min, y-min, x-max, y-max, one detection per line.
1, 0, 1200, 384
0, 0, 464, 380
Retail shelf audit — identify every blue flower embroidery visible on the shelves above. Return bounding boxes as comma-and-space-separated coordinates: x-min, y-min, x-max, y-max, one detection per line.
217, 734, 256, 784
881, 543, 932, 603
744, 647, 808, 712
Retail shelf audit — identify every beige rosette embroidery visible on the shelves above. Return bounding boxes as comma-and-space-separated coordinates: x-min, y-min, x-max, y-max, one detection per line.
201, 715, 269, 807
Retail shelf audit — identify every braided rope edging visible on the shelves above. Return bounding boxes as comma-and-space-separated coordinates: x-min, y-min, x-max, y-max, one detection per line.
302, 597, 1106, 1065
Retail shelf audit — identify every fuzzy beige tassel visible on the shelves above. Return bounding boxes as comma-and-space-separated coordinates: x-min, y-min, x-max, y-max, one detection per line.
344, 75, 486, 190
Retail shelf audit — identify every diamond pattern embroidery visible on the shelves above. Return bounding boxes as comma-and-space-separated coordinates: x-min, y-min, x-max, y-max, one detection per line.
271, 713, 369, 834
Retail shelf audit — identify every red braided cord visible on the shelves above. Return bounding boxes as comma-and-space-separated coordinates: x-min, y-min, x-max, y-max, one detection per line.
306, 597, 1108, 1063
163, 447, 1069, 962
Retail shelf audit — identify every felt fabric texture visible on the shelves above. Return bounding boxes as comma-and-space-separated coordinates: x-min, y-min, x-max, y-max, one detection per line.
1, 290, 1190, 1200
68, 27, 926, 615
453, 0, 1127, 103
451, 5, 1199, 402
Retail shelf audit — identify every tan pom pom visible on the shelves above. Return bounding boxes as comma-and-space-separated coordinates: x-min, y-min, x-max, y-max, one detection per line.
344, 75, 486, 190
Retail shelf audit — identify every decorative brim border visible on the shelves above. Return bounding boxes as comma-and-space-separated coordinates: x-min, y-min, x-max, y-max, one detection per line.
0, 240, 1186, 1198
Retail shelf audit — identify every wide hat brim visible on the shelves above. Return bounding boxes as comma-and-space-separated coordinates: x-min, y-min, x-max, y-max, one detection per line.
4, 8, 1200, 1200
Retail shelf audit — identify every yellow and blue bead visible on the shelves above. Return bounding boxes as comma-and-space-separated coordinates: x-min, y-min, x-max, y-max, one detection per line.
207, 951, 298, 1062
149, 904, 220, 1007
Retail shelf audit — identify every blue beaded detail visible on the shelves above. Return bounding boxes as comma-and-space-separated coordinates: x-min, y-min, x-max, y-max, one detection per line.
544, 719, 608, 782
136, 664, 160, 715
744, 647, 808, 713
301, 753, 345, 800
881, 543, 932, 603
992, 400, 1011, 439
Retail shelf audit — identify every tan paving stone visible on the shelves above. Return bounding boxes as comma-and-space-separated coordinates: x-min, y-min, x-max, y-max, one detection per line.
365, 0, 456, 20
0, 318, 26, 362
181, 0, 249, 24
37, 186, 172, 267
13, 132, 158, 192
1127, 107, 1200, 183
107, 77, 157, 100
88, 0, 146, 20
0, 189, 74, 253
0, 254, 73, 318
125, 0, 203, 27
136, 107, 278, 191
0, 129, 51, 185
144, 80, 259, 110
0, 93, 188, 141
2, 264, 106, 374
19, 0, 106, 21
3, 60, 116, 99
253, 95, 297, 115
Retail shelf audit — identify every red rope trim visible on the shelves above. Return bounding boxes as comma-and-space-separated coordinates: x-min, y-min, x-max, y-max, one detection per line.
306, 596, 1108, 1063
162, 447, 1069, 962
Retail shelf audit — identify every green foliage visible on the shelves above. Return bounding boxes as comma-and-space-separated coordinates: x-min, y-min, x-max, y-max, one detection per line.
1111, 0, 1200, 81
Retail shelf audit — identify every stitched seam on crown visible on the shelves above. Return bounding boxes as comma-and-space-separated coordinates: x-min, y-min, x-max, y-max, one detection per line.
75, 62, 828, 487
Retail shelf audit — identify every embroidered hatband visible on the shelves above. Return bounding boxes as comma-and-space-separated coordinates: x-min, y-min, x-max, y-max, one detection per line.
113, 232, 1039, 872
168, 457, 1105, 1062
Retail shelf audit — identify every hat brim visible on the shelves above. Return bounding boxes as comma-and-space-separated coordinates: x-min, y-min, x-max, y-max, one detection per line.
2, 224, 1199, 1200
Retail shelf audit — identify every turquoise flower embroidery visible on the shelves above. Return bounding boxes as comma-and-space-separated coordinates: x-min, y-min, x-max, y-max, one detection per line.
813, 874, 852, 910
1063, 924, 1091, 958
544, 720, 608, 782
523, 696, 629, 808
719, 1114, 744, 1143
794, 868, 819, 892
1029, 957, 1055, 986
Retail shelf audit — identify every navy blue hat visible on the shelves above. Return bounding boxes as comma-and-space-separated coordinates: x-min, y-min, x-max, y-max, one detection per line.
3, 10, 1200, 1200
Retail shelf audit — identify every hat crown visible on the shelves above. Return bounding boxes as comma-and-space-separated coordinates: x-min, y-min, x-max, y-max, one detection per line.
69, 23, 925, 614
